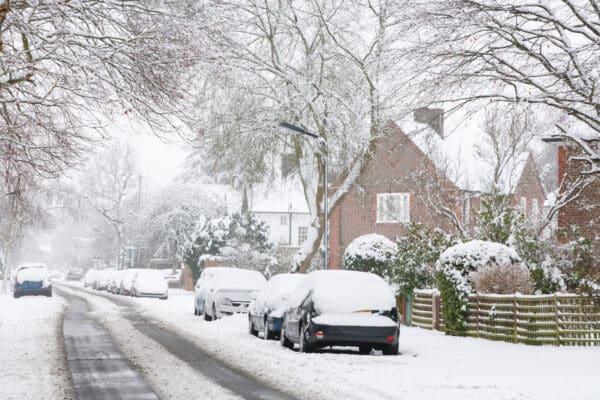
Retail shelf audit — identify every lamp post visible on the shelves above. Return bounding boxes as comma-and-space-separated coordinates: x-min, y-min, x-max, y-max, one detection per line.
278, 122, 328, 270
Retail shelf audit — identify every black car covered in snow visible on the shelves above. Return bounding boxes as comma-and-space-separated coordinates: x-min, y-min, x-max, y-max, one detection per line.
279, 270, 399, 355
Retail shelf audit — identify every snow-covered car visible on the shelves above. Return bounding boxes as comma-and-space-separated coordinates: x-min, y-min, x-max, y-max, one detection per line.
198, 267, 266, 321
66, 268, 83, 281
248, 273, 306, 340
160, 268, 182, 288
119, 268, 141, 296
83, 268, 98, 287
108, 270, 123, 294
93, 268, 115, 290
279, 270, 399, 355
13, 263, 52, 298
131, 269, 168, 299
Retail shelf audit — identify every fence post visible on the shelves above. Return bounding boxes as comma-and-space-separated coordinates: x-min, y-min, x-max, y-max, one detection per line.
554, 293, 559, 346
406, 294, 412, 327
432, 293, 440, 330
513, 294, 517, 344
476, 294, 480, 338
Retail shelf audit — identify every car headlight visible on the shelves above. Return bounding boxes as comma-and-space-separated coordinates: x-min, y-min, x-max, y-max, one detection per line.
219, 296, 232, 306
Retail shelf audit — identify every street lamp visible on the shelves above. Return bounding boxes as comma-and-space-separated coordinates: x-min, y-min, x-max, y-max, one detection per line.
278, 121, 329, 270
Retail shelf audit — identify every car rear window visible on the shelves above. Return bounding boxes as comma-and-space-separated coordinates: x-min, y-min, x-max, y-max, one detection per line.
16, 266, 49, 282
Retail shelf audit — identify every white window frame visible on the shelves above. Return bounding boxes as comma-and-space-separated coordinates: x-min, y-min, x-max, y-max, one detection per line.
298, 226, 308, 244
376, 193, 410, 224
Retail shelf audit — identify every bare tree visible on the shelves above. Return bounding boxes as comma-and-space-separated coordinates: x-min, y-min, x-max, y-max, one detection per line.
77, 142, 138, 268
193, 0, 405, 271
475, 103, 535, 192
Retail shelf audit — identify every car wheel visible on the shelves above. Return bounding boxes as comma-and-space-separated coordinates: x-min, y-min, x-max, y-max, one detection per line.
194, 305, 198, 316
212, 304, 217, 320
263, 318, 272, 340
382, 342, 399, 356
13, 292, 19, 299
280, 326, 294, 349
299, 324, 312, 353
47, 289, 53, 297
358, 345, 372, 355
248, 317, 258, 336
203, 302, 212, 321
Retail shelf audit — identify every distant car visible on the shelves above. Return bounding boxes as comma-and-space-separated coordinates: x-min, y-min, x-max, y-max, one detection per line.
83, 269, 98, 288
13, 263, 52, 298
160, 268, 182, 288
119, 268, 141, 296
279, 270, 399, 355
50, 269, 62, 281
131, 269, 168, 299
248, 273, 306, 340
66, 268, 83, 281
198, 267, 266, 321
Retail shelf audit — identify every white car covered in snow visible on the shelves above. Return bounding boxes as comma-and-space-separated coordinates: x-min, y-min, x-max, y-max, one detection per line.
198, 267, 266, 320
279, 270, 399, 355
131, 269, 168, 299
119, 268, 141, 296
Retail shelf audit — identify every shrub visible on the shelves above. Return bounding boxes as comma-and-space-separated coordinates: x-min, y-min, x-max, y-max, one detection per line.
436, 240, 521, 334
473, 263, 534, 294
344, 234, 396, 281
392, 223, 457, 296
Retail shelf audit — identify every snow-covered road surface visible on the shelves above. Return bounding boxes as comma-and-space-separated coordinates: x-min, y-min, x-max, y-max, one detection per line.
0, 293, 72, 400
60, 282, 600, 400
59, 288, 158, 399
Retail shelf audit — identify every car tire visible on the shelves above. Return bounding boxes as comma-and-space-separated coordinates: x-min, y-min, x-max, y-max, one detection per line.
280, 326, 294, 349
194, 305, 198, 316
249, 317, 258, 336
160, 295, 168, 300
212, 304, 217, 320
13, 292, 19, 299
47, 289, 53, 297
263, 318, 272, 340
203, 302, 212, 321
358, 345, 372, 355
382, 342, 399, 356
299, 324, 312, 353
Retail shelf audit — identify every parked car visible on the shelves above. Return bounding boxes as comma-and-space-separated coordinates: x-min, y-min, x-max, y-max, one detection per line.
83, 268, 98, 288
93, 268, 114, 290
50, 269, 62, 281
66, 268, 83, 281
198, 267, 266, 321
13, 263, 52, 298
160, 268, 183, 288
108, 270, 123, 294
131, 269, 168, 299
248, 273, 306, 340
119, 268, 141, 296
279, 270, 399, 355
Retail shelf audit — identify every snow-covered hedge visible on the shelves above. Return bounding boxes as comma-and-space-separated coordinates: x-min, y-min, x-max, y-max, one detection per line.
344, 234, 396, 281
435, 240, 522, 334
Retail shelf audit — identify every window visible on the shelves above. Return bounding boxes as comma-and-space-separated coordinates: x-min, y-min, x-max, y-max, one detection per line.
280, 215, 288, 225
532, 198, 539, 217
520, 196, 527, 216
298, 226, 308, 244
376, 193, 410, 223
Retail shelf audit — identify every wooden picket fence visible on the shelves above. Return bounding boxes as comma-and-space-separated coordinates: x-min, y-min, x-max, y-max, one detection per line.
409, 290, 600, 346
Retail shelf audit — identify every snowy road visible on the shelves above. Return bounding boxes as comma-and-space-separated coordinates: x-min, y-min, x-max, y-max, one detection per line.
56, 282, 600, 400
56, 285, 296, 400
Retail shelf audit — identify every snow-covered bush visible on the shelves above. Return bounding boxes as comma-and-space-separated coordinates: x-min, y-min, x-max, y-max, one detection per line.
344, 234, 396, 281
435, 240, 522, 334
473, 263, 533, 294
392, 223, 457, 296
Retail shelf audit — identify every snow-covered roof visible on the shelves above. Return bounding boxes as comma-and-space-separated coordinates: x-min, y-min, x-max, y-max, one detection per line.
250, 177, 310, 214
396, 109, 532, 193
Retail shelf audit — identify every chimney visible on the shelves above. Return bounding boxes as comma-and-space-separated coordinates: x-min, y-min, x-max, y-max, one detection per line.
414, 107, 444, 138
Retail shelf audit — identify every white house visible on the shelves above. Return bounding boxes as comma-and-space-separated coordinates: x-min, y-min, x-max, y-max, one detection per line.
249, 181, 312, 248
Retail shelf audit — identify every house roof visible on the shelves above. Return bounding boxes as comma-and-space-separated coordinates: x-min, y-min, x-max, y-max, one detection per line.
249, 177, 310, 214
396, 108, 532, 194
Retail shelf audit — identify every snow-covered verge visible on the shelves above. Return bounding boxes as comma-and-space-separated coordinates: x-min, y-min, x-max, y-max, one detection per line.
63, 283, 600, 400
0, 294, 72, 400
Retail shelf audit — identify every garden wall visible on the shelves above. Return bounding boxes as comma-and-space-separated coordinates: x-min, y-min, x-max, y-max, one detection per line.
410, 290, 600, 346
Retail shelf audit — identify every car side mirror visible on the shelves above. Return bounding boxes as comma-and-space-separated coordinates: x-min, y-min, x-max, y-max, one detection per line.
250, 291, 258, 300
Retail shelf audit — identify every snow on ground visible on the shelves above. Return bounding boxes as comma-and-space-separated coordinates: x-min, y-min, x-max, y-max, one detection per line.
58, 285, 242, 400
63, 283, 600, 400
0, 293, 72, 400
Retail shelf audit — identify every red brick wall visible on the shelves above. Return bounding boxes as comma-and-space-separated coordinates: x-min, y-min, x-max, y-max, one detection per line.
557, 143, 600, 245
328, 122, 462, 269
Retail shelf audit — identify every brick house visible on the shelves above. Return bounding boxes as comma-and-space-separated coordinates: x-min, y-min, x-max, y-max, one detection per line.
328, 121, 463, 269
327, 117, 548, 269
544, 139, 600, 246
